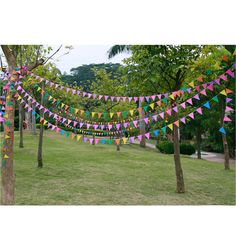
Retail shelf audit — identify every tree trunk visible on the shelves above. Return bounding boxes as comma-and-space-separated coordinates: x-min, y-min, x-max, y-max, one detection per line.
139, 100, 146, 148
173, 110, 185, 193
1, 49, 16, 204
220, 98, 230, 170
196, 127, 201, 159
37, 82, 44, 168
31, 104, 37, 135
92, 134, 95, 145
19, 103, 24, 148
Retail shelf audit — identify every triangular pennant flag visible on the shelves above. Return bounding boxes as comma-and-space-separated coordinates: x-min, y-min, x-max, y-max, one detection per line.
196, 107, 202, 115
122, 137, 128, 144
174, 120, 180, 127
225, 106, 233, 112
169, 94, 175, 100
197, 76, 203, 82
145, 133, 150, 139
203, 101, 211, 109
153, 130, 158, 137
225, 89, 233, 94
161, 126, 167, 134
188, 112, 195, 119
168, 123, 173, 130
92, 112, 96, 118
189, 81, 194, 88
129, 110, 134, 116
3, 154, 9, 159
219, 127, 226, 135
223, 116, 232, 122
220, 90, 227, 96
212, 96, 219, 103
149, 103, 155, 110
226, 98, 232, 103
115, 139, 120, 145
187, 98, 193, 105
180, 102, 186, 109
77, 135, 81, 141
200, 89, 207, 96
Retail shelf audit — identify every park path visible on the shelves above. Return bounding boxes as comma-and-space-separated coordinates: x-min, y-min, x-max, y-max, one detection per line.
132, 140, 236, 165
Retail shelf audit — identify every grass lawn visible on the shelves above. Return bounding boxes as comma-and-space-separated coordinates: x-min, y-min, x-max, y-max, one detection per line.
5, 130, 235, 205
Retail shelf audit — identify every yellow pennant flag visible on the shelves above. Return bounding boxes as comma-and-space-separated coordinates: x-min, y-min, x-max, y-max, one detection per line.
77, 135, 81, 141
122, 137, 128, 144
189, 82, 194, 88
37, 87, 41, 91
129, 110, 134, 116
220, 90, 227, 96
3, 154, 9, 159
17, 95, 22, 101
43, 120, 47, 125
5, 135, 11, 139
4, 114, 8, 118
168, 123, 173, 130
6, 95, 11, 99
48, 96, 52, 101
169, 94, 175, 100
110, 113, 114, 118
61, 103, 65, 108
75, 109, 79, 114
92, 112, 96, 118
149, 103, 154, 110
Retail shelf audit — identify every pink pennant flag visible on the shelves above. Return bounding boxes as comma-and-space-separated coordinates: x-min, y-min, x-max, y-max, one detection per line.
145, 133, 150, 139
89, 139, 93, 145
220, 74, 228, 81
93, 94, 97, 99
226, 69, 234, 78
39, 105, 43, 110
0, 117, 5, 122
196, 107, 202, 115
51, 125, 56, 131
88, 93, 92, 98
202, 83, 207, 89
98, 95, 103, 100
207, 84, 214, 91
116, 97, 120, 102
180, 102, 186, 109
134, 97, 138, 102
71, 89, 76, 95
16, 86, 22, 91
77, 90, 80, 95
225, 106, 233, 112
50, 82, 54, 87
93, 124, 98, 130
122, 97, 127, 102
62, 118, 66, 123
214, 78, 221, 85
111, 96, 115, 102
67, 119, 72, 125
140, 97, 144, 102
104, 95, 109, 101
151, 95, 156, 101
193, 94, 200, 100
195, 85, 200, 91
45, 80, 49, 84
166, 109, 172, 116
133, 120, 138, 127
108, 124, 113, 130
143, 117, 149, 124
189, 112, 195, 119
28, 107, 33, 112
73, 121, 78, 127
138, 135, 142, 141
123, 123, 128, 128
173, 106, 178, 113
79, 122, 84, 128
43, 108, 48, 114
101, 125, 105, 130
87, 124, 91, 129
180, 117, 186, 124
200, 89, 207, 96
128, 97, 132, 102
56, 127, 61, 133
157, 94, 162, 100
129, 136, 135, 143
187, 98, 193, 105
116, 124, 121, 130
83, 92, 87, 97
55, 84, 59, 89
152, 115, 157, 121
223, 116, 232, 122
145, 96, 150, 102
159, 112, 164, 119
95, 139, 99, 145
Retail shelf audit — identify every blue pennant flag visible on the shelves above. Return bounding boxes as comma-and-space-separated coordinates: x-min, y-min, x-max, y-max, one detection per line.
32, 111, 36, 116
203, 101, 211, 109
153, 130, 159, 137
101, 139, 106, 144
61, 130, 65, 135
219, 127, 226, 135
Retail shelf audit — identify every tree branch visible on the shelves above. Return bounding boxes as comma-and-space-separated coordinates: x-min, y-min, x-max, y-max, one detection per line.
43, 45, 62, 65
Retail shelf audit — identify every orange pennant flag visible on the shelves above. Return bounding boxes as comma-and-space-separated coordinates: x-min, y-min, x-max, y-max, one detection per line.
157, 101, 162, 106
117, 112, 121, 118
98, 112, 102, 118
80, 110, 84, 115
225, 89, 233, 94
115, 139, 120, 145
174, 120, 180, 127
197, 76, 203, 82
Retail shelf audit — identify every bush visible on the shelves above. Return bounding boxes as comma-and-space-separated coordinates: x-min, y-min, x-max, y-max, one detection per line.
156, 141, 195, 155
180, 143, 196, 155
36, 123, 48, 130
201, 140, 224, 153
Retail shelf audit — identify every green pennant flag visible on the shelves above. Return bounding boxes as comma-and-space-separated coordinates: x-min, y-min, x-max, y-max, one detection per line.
5, 121, 12, 126
85, 111, 90, 117
36, 114, 40, 120
44, 92, 49, 99
107, 139, 113, 144
103, 112, 107, 118
56, 100, 60, 106
34, 83, 38, 88
181, 87, 187, 92
212, 95, 219, 103
70, 107, 75, 113
8, 101, 13, 106
143, 106, 148, 112
123, 111, 127, 117
162, 97, 168, 104
66, 132, 71, 137
161, 126, 167, 134
206, 69, 212, 75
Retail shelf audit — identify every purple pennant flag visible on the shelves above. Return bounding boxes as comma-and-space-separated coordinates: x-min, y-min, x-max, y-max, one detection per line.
123, 122, 128, 128
187, 88, 191, 93
145, 133, 150, 139
79, 122, 84, 128
101, 125, 105, 130
193, 94, 200, 100
134, 97, 138, 102
143, 117, 149, 124
129, 136, 135, 143
77, 90, 80, 95
48, 112, 53, 117
84, 137, 88, 143
226, 69, 234, 78
145, 96, 150, 102
164, 93, 168, 98
226, 97, 232, 103
189, 112, 195, 119
111, 96, 114, 102
151, 95, 156, 101
17, 86, 22, 91
122, 97, 127, 102
62, 118, 66, 123
180, 117, 186, 124
93, 94, 97, 99
50, 82, 54, 87
95, 139, 99, 145
87, 124, 91, 129
173, 106, 178, 112
214, 78, 221, 85
104, 95, 109, 101
138, 135, 142, 141
98, 95, 103, 100
55, 84, 59, 89
83, 92, 87, 97
60, 86, 64, 90
157, 94, 162, 100
152, 115, 157, 121
128, 97, 132, 102
116, 124, 121, 130
93, 124, 98, 130
73, 121, 78, 127
89, 139, 93, 145
45, 80, 49, 84
159, 112, 164, 119
108, 124, 113, 130
116, 97, 120, 102
133, 120, 138, 127
187, 98, 193, 105
28, 107, 33, 112
72, 89, 76, 95
87, 93, 92, 98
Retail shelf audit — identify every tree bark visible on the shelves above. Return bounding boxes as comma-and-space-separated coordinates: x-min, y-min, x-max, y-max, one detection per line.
19, 103, 24, 148
220, 98, 230, 170
173, 109, 185, 193
139, 100, 146, 148
196, 127, 201, 159
37, 82, 44, 168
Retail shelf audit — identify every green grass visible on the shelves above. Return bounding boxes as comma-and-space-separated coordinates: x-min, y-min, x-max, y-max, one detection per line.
6, 131, 236, 205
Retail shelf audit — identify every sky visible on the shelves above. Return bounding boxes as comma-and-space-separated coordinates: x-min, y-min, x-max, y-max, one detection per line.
52, 45, 131, 74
